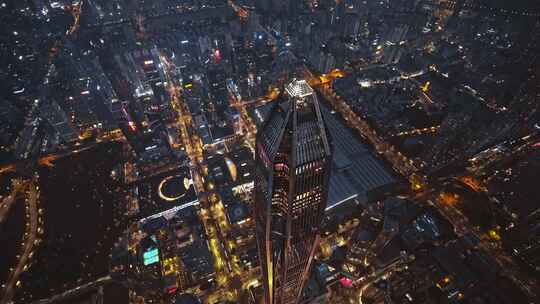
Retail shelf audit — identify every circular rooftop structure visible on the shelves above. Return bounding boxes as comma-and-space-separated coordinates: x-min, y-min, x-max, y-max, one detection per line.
158, 175, 192, 202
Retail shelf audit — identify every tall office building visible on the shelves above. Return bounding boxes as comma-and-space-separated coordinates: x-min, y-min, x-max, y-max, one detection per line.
254, 80, 332, 304
40, 99, 78, 143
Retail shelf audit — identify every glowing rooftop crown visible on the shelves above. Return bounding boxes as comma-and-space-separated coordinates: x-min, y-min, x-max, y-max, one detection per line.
285, 79, 314, 98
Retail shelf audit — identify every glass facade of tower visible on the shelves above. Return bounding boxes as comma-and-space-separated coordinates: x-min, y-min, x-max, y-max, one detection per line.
254, 80, 332, 304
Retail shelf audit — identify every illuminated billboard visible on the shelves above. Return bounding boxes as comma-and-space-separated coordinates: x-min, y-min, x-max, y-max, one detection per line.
143, 248, 160, 266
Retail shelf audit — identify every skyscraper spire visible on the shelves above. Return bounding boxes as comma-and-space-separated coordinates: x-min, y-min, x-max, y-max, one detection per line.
254, 79, 332, 304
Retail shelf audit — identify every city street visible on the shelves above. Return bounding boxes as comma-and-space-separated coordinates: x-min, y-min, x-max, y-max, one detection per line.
312, 70, 539, 300
160, 53, 245, 301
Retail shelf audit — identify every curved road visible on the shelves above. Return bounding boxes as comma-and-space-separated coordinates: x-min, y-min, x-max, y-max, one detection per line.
0, 179, 25, 224
1, 179, 40, 304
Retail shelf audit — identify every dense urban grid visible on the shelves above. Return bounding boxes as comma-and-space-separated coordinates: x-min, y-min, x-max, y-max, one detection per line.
1, 0, 540, 304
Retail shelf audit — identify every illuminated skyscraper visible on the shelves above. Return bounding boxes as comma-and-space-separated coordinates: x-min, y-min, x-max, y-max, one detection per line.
254, 79, 332, 304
